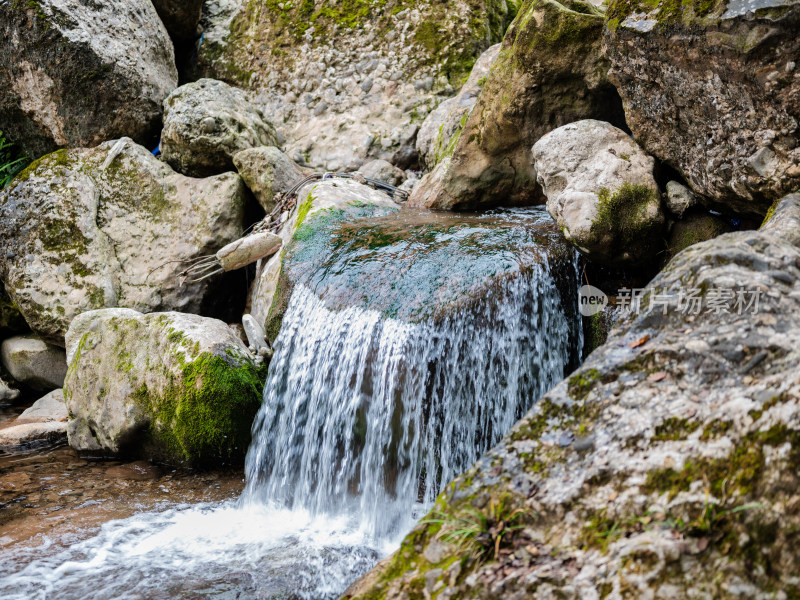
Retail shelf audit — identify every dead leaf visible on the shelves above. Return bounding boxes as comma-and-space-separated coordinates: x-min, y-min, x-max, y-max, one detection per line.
630, 335, 651, 348
648, 371, 667, 382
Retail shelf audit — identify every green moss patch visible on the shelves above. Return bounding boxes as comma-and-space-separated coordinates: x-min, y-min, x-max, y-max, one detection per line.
135, 351, 265, 466
592, 183, 660, 246
605, 0, 726, 31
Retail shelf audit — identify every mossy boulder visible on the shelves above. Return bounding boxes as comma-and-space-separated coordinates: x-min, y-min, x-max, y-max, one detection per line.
64, 309, 265, 466
415, 43, 501, 170
0, 0, 177, 158
191, 0, 515, 171
408, 0, 625, 210
533, 119, 665, 265
760, 192, 800, 246
603, 0, 800, 217
0, 138, 248, 346
347, 194, 800, 599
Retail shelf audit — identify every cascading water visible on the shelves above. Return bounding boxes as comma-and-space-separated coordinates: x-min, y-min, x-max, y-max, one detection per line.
0, 207, 582, 600
243, 263, 577, 542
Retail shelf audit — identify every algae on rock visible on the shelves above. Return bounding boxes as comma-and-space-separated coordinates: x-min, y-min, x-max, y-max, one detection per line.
64, 309, 265, 466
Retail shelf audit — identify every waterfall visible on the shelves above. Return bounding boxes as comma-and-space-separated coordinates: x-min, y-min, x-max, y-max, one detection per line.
243, 248, 580, 543
0, 209, 583, 600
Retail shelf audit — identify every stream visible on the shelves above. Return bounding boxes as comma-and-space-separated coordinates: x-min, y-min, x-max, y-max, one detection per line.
0, 207, 581, 599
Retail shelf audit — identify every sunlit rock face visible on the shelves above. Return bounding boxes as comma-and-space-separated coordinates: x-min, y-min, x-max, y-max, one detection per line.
0, 139, 247, 345
191, 0, 516, 172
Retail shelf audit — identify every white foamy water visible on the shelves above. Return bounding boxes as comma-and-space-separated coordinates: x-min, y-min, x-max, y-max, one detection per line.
0, 500, 386, 600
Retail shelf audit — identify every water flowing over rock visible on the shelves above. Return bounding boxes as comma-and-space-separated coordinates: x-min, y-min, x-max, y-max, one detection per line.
408, 0, 625, 210
347, 192, 800, 598
0, 138, 248, 345
243, 207, 582, 542
161, 79, 282, 177
534, 119, 665, 265
249, 178, 401, 336
191, 0, 515, 171
603, 0, 800, 217
0, 0, 178, 158
64, 309, 264, 466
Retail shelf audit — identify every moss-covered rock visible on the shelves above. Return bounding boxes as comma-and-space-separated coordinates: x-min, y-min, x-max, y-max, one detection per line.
415, 44, 501, 170
408, 0, 625, 210
64, 309, 265, 467
346, 193, 800, 597
533, 120, 665, 266
0, 138, 248, 345
603, 0, 800, 217
666, 210, 732, 260
248, 179, 401, 341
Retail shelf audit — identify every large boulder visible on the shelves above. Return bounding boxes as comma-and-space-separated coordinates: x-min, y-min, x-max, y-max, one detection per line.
151, 0, 204, 42
603, 0, 800, 217
347, 192, 800, 598
191, 0, 516, 171
64, 309, 265, 466
1, 335, 66, 392
415, 43, 501, 170
233, 146, 306, 213
0, 138, 248, 345
248, 178, 401, 339
0, 0, 178, 158
408, 0, 625, 210
533, 120, 665, 265
161, 79, 282, 177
